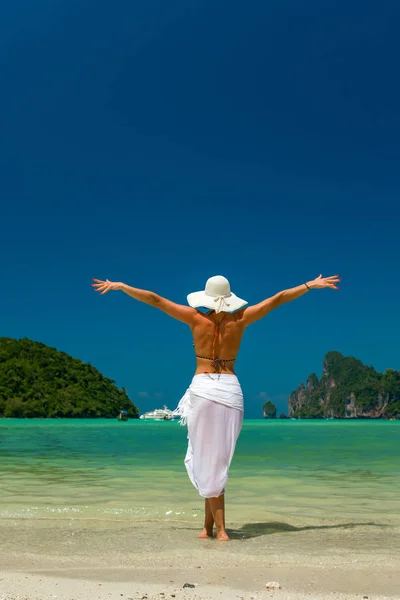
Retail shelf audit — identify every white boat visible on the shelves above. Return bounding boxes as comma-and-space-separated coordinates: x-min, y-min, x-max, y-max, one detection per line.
139, 406, 177, 421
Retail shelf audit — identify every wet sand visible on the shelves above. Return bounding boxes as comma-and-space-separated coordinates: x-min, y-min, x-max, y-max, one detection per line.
1, 518, 399, 600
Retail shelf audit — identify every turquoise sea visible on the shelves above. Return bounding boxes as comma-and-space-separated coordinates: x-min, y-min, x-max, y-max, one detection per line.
0, 419, 399, 526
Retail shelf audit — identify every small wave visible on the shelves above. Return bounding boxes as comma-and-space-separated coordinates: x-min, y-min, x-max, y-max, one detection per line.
0, 505, 191, 521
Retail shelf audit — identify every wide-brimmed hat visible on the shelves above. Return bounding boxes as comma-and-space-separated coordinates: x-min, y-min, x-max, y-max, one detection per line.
187, 275, 247, 314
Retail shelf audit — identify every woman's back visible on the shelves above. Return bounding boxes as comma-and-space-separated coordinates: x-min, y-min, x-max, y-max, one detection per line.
191, 310, 245, 374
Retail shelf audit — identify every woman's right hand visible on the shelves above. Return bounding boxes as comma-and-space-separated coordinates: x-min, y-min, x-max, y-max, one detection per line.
92, 279, 123, 295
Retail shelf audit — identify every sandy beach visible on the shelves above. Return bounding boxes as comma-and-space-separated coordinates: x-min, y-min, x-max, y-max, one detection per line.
1, 570, 397, 600
1, 518, 399, 600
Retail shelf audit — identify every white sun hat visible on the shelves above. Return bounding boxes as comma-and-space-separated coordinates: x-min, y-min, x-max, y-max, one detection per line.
187, 275, 248, 314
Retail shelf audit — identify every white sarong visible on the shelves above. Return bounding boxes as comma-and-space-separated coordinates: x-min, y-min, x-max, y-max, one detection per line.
174, 374, 244, 499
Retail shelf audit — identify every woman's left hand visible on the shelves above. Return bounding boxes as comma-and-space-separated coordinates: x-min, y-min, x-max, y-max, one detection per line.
309, 274, 341, 290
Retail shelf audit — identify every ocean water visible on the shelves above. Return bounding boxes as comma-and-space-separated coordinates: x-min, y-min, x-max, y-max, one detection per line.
0, 419, 399, 526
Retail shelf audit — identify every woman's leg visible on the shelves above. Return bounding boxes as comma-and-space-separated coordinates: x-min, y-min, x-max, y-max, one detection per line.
208, 494, 228, 541
199, 498, 214, 538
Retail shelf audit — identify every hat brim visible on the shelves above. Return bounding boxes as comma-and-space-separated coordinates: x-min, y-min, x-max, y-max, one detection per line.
187, 290, 248, 313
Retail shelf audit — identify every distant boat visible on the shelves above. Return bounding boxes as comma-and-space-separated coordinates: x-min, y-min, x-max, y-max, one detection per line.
117, 410, 129, 422
139, 406, 177, 421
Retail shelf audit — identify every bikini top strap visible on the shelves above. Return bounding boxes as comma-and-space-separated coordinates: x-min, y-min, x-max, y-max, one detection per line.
211, 313, 226, 363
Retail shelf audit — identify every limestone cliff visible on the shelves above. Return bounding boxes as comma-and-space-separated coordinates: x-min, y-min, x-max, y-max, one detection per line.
288, 351, 400, 419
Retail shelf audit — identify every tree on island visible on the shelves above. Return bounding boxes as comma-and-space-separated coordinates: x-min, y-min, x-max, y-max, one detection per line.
0, 338, 139, 418
263, 400, 277, 419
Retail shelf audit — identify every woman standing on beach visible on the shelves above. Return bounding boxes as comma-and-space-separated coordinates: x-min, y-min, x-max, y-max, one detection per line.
92, 273, 340, 540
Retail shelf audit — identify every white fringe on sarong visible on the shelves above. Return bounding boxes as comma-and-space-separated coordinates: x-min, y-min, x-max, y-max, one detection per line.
173, 374, 244, 499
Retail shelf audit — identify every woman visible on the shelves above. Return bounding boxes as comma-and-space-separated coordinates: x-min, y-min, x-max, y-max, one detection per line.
92, 273, 340, 540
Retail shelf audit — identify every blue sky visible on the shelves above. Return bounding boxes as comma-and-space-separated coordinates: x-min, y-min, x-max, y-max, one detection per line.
1, 0, 399, 417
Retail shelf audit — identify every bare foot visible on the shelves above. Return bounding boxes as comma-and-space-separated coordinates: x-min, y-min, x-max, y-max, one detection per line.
216, 531, 230, 541
198, 528, 213, 539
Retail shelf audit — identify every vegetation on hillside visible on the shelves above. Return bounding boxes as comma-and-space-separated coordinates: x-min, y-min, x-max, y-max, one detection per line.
0, 338, 139, 418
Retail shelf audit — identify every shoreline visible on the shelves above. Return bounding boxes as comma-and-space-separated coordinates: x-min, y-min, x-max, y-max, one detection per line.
1, 415, 399, 418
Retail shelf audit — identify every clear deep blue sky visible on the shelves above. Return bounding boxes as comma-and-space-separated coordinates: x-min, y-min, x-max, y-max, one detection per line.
1, 1, 399, 417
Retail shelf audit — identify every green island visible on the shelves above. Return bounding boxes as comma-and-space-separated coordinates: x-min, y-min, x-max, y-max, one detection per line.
0, 338, 139, 418
262, 400, 277, 419
289, 351, 400, 419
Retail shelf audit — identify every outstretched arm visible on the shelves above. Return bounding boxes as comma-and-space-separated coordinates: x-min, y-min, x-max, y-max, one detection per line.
242, 274, 340, 326
92, 279, 197, 325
